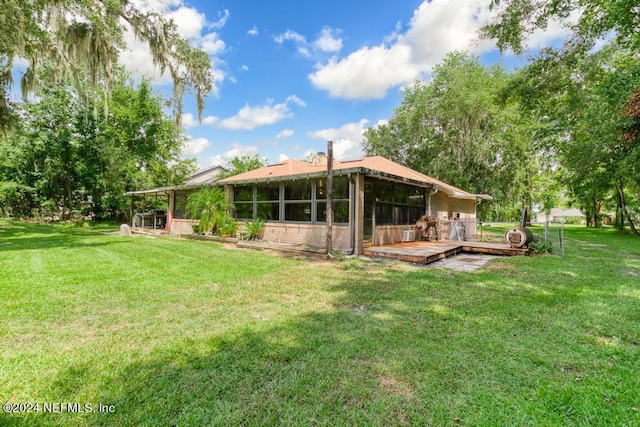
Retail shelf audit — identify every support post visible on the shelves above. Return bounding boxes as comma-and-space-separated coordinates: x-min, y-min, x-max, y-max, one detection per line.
326, 141, 333, 254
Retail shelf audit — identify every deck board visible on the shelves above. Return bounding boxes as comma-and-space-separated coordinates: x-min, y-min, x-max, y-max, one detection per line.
363, 240, 528, 265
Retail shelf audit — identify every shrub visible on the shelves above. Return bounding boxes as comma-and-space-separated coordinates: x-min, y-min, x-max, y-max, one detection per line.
242, 218, 266, 240
185, 187, 233, 234
529, 239, 553, 254
216, 213, 238, 237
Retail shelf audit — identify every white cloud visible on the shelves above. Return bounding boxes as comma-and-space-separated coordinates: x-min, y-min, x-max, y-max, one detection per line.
167, 6, 206, 39
333, 139, 365, 160
181, 113, 198, 128
120, 3, 228, 94
308, 0, 574, 100
275, 27, 343, 58
313, 27, 342, 53
286, 95, 306, 107
182, 112, 218, 127
130, 0, 181, 13
202, 115, 218, 125
309, 44, 421, 99
182, 136, 211, 156
274, 30, 310, 57
278, 153, 290, 162
274, 29, 307, 45
207, 144, 260, 167
277, 129, 294, 138
247, 26, 259, 36
218, 96, 305, 130
240, 65, 249, 71
307, 119, 368, 160
198, 32, 225, 55
209, 9, 229, 30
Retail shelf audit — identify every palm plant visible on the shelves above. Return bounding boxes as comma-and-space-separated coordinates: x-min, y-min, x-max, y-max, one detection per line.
242, 218, 266, 240
185, 187, 233, 234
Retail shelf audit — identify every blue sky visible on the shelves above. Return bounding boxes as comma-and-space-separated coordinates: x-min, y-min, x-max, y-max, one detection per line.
120, 0, 571, 170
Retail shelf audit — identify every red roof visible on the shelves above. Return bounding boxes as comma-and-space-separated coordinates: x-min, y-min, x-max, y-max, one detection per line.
217, 156, 475, 198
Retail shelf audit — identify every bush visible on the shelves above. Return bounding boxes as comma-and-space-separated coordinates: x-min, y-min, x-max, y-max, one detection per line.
529, 239, 553, 254
242, 218, 266, 240
216, 214, 238, 237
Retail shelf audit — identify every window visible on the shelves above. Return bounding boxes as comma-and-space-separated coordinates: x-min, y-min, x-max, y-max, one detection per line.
285, 203, 312, 221
231, 177, 351, 224
173, 191, 189, 219
234, 186, 254, 220
316, 177, 348, 199
316, 201, 349, 223
368, 179, 424, 225
315, 176, 349, 224
284, 181, 311, 222
256, 183, 280, 221
285, 181, 311, 200
234, 183, 281, 221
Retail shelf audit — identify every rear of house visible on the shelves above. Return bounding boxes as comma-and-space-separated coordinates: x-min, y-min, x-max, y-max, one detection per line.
127, 155, 489, 255
215, 156, 487, 254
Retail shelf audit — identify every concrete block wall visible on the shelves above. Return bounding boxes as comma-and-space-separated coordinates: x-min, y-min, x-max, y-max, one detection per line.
170, 218, 198, 235
262, 223, 351, 250
430, 192, 476, 220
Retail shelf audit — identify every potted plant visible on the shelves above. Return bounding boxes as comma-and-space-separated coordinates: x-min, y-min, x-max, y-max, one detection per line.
185, 187, 233, 235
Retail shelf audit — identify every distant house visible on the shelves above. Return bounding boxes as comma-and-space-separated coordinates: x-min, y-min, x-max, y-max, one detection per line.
536, 207, 586, 224
127, 156, 491, 255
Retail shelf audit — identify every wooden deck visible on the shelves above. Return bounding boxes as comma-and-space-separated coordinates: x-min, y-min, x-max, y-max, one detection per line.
363, 240, 528, 265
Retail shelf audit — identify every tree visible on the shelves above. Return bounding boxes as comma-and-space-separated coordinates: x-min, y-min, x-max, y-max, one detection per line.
0, 70, 195, 220
481, 0, 640, 55
217, 155, 267, 180
363, 52, 537, 221
509, 42, 640, 230
0, 0, 213, 133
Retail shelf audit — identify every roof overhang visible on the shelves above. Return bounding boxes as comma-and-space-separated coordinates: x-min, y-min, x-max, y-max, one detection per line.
124, 183, 214, 196
218, 167, 436, 189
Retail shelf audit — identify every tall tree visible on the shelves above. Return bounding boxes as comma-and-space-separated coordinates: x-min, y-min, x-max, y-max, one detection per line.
481, 0, 640, 55
364, 52, 536, 221
0, 71, 195, 220
509, 42, 640, 230
217, 155, 267, 180
0, 0, 213, 133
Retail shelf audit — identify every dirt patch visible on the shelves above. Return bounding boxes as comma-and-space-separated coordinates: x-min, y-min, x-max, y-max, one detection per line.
378, 374, 414, 399
485, 262, 516, 271
457, 257, 484, 263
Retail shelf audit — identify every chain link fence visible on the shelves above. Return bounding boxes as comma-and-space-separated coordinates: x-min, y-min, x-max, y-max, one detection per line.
544, 221, 565, 257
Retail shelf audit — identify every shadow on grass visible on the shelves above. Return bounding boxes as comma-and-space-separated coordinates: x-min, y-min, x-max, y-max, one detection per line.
8, 266, 636, 427
0, 220, 119, 252
2, 224, 639, 426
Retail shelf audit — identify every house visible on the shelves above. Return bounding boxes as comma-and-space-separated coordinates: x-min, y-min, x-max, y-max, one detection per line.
535, 207, 586, 224
127, 155, 491, 255
217, 155, 489, 254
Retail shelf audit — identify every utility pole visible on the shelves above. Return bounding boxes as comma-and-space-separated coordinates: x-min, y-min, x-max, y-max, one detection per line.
326, 140, 333, 254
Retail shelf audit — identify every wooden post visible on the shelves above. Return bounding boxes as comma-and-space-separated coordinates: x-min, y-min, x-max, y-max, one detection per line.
326, 141, 333, 254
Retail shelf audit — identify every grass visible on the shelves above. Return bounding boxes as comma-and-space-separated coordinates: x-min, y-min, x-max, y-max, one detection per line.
1, 220, 639, 426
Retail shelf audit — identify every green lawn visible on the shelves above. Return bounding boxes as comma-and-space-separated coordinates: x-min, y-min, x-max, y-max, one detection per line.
1, 220, 639, 426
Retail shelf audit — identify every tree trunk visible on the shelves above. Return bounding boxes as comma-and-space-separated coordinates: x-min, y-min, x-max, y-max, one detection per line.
615, 190, 624, 230
617, 178, 639, 236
